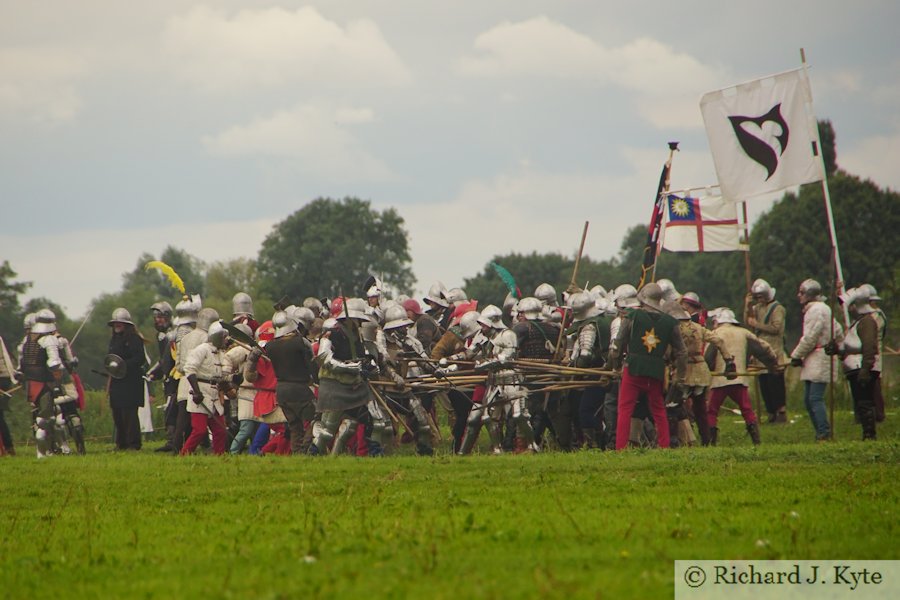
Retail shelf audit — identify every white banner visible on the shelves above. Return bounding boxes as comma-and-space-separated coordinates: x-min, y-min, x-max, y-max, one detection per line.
701, 68, 824, 200
661, 193, 744, 252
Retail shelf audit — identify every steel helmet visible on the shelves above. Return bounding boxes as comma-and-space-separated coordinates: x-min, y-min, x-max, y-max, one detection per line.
637, 283, 664, 310
291, 306, 316, 332
459, 311, 482, 339
476, 304, 505, 329
750, 279, 775, 301
425, 281, 449, 308
197, 308, 220, 332
33, 309, 58, 334
302, 297, 325, 317
663, 299, 691, 320
150, 301, 173, 317
798, 279, 822, 301
569, 292, 597, 320
207, 321, 229, 348
272, 311, 297, 338
107, 307, 134, 327
534, 283, 558, 307
859, 283, 881, 302
383, 304, 413, 330
23, 312, 36, 330
446, 287, 468, 306
174, 295, 201, 326
713, 308, 739, 325
656, 278, 680, 302
518, 297, 542, 320
232, 292, 253, 317
680, 291, 702, 308
613, 284, 640, 309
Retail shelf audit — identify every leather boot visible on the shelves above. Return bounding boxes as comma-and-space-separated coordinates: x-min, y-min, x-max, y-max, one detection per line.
746, 422, 761, 445
710, 427, 718, 446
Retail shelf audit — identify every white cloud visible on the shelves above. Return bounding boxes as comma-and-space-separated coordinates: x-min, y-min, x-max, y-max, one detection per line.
202, 103, 393, 182
841, 128, 900, 191
3, 218, 277, 318
396, 146, 717, 294
0, 47, 89, 123
458, 16, 727, 128
161, 5, 411, 92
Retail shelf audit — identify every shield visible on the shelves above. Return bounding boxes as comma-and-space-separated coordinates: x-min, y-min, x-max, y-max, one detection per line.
104, 354, 127, 379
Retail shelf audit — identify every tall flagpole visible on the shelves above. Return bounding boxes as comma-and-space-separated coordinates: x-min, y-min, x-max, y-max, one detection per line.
638, 142, 679, 289
800, 48, 849, 328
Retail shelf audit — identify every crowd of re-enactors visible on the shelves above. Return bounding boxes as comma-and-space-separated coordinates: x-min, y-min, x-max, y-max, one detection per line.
0, 276, 887, 459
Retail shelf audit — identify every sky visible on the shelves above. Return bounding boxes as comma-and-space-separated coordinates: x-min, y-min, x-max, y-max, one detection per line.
2, 1, 898, 317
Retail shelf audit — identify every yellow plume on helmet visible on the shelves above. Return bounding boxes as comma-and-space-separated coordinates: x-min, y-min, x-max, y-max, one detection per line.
145, 260, 186, 295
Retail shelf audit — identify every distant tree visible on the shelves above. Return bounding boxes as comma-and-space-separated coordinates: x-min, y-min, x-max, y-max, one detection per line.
0, 261, 31, 342
750, 169, 900, 336
257, 197, 414, 300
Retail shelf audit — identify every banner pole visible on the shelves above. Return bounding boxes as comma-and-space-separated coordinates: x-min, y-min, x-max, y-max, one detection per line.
800, 47, 849, 328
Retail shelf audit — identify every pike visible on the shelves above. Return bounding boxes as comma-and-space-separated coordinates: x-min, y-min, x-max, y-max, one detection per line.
68, 305, 94, 348
553, 221, 590, 358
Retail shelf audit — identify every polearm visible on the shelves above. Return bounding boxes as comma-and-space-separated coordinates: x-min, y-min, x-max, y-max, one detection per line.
638, 142, 679, 289
553, 221, 589, 358
68, 305, 95, 348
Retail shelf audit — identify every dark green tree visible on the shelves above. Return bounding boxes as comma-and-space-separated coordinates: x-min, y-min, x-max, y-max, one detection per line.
257, 197, 414, 300
0, 261, 31, 343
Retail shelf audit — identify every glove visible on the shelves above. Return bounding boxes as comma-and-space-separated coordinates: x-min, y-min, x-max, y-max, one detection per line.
50, 385, 66, 398
724, 358, 738, 380
823, 340, 839, 356
68, 357, 79, 369
191, 391, 204, 405
249, 347, 264, 364
790, 357, 803, 368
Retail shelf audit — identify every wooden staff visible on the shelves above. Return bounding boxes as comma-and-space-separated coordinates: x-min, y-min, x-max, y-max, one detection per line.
553, 221, 590, 358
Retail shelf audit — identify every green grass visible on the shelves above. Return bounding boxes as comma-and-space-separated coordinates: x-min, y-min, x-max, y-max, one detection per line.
1, 408, 898, 600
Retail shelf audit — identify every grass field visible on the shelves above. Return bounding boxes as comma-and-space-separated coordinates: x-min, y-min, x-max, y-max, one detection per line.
1, 400, 898, 599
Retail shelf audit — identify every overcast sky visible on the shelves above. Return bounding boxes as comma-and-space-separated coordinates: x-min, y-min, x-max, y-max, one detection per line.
2, 1, 898, 317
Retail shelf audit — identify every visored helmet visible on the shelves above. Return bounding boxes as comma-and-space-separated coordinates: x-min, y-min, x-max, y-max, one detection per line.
33, 308, 58, 334
232, 292, 253, 317
207, 321, 229, 348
